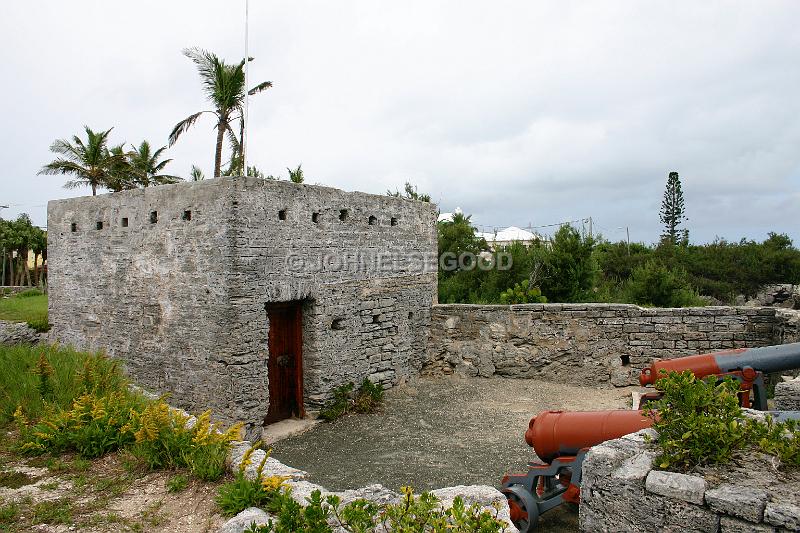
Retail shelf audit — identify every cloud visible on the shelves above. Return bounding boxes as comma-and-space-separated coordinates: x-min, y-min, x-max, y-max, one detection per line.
1, 1, 798, 245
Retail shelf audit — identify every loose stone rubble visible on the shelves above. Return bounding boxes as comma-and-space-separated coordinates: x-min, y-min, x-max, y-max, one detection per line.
0, 319, 42, 345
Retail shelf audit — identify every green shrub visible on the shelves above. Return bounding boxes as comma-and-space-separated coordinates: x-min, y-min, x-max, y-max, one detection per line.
244, 486, 506, 533
625, 261, 705, 307
645, 372, 747, 469
647, 371, 800, 469
499, 280, 547, 304
131, 404, 241, 481
16, 391, 144, 458
217, 444, 287, 516
319, 379, 384, 421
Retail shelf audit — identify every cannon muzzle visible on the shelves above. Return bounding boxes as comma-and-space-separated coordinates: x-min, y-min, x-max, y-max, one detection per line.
524, 409, 652, 462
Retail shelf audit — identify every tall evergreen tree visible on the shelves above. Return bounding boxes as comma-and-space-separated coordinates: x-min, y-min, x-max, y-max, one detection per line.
659, 171, 688, 245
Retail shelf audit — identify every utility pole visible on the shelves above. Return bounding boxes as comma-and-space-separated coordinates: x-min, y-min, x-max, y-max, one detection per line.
242, 0, 250, 176
626, 226, 630, 255
0, 205, 7, 287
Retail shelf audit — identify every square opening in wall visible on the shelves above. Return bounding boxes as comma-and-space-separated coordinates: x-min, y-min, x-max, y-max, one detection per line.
391, 217, 398, 226
182, 210, 192, 221
331, 318, 346, 330
621, 354, 631, 367
149, 211, 158, 224
408, 311, 414, 320
121, 217, 128, 227
372, 314, 380, 324
312, 212, 320, 223
96, 221, 103, 230
339, 209, 348, 221
70, 223, 77, 232
278, 209, 287, 221
368, 215, 377, 225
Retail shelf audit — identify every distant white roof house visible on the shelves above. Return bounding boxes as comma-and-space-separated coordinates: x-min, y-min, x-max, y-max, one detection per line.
478, 226, 543, 248
437, 207, 463, 223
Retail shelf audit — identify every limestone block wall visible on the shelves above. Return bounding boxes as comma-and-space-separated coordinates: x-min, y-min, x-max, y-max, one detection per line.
48, 177, 437, 436
579, 429, 800, 532
223, 178, 438, 411
426, 304, 787, 386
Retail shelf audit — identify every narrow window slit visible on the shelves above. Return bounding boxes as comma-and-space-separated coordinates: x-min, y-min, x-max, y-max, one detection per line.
312, 212, 320, 223
278, 209, 287, 221
339, 209, 348, 221
121, 218, 128, 227
182, 210, 192, 221
96, 221, 103, 230
150, 211, 158, 224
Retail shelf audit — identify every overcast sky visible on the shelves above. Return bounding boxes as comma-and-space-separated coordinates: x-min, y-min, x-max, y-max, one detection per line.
1, 1, 798, 244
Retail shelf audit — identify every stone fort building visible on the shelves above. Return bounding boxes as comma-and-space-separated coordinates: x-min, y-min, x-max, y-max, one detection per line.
48, 177, 438, 438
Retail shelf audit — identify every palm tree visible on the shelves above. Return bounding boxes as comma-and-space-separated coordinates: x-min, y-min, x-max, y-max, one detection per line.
190, 165, 205, 181
38, 126, 127, 195
169, 47, 272, 178
128, 141, 182, 187
105, 144, 137, 192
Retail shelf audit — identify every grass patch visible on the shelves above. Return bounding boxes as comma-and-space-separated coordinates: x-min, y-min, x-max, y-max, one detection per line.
0, 502, 19, 525
0, 345, 126, 424
31, 499, 73, 525
0, 471, 35, 489
166, 473, 188, 493
0, 292, 49, 332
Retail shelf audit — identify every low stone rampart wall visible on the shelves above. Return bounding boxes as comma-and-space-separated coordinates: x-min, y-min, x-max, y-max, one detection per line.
579, 427, 799, 532
426, 304, 794, 387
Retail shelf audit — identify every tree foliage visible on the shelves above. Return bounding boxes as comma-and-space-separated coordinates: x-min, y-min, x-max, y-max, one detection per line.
0, 214, 47, 287
659, 171, 687, 245
40, 128, 182, 194
169, 47, 272, 177
387, 182, 431, 202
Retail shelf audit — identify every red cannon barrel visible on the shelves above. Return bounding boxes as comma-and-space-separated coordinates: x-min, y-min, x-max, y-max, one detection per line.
639, 351, 732, 386
640, 342, 800, 386
524, 410, 652, 462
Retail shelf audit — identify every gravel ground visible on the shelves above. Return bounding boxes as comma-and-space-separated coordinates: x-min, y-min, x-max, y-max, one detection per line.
270, 376, 637, 532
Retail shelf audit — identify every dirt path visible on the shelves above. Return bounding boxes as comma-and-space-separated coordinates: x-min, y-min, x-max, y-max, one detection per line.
270, 376, 637, 532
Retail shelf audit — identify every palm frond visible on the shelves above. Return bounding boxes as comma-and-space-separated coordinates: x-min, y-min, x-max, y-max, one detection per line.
169, 111, 208, 146
249, 81, 273, 95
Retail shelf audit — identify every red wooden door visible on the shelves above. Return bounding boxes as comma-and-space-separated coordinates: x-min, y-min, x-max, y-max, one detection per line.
265, 302, 304, 424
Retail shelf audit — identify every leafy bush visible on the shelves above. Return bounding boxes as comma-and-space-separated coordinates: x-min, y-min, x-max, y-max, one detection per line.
6, 345, 241, 482
645, 372, 748, 469
244, 486, 506, 533
217, 444, 287, 516
646, 371, 800, 469
15, 391, 143, 458
132, 404, 241, 481
499, 280, 547, 304
624, 260, 705, 308
319, 379, 384, 421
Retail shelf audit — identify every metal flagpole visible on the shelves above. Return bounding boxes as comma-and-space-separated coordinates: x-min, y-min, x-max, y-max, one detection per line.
242, 0, 250, 176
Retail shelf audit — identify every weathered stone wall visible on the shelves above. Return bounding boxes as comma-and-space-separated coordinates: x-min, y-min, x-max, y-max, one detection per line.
48, 177, 437, 437
579, 427, 800, 532
426, 304, 786, 386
